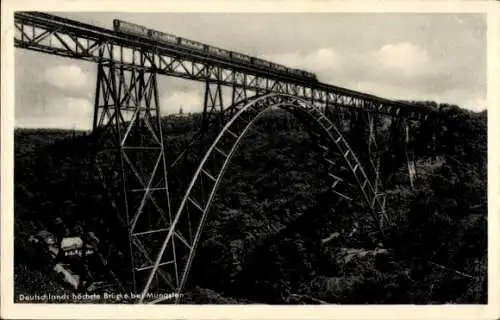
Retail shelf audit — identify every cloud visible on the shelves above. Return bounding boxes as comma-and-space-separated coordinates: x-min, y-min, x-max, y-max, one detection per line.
352, 80, 486, 111
351, 80, 429, 101
199, 42, 485, 112
261, 47, 341, 80
160, 91, 204, 114
14, 13, 485, 130
261, 43, 437, 90
41, 65, 92, 92
370, 42, 431, 76
16, 96, 93, 130
460, 98, 486, 112
262, 44, 449, 100
436, 88, 487, 112
337, 42, 438, 90
262, 48, 340, 69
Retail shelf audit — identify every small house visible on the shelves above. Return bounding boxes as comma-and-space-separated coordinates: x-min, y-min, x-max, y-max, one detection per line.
59, 237, 95, 258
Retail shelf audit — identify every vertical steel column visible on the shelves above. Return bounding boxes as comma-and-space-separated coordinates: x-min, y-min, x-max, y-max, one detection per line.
231, 83, 248, 114
349, 108, 358, 133
431, 113, 440, 160
366, 106, 389, 229
201, 66, 225, 137
90, 45, 176, 296
325, 96, 341, 131
403, 118, 417, 188
367, 106, 383, 194
324, 94, 333, 121
389, 116, 416, 188
89, 59, 136, 291
79, 59, 105, 292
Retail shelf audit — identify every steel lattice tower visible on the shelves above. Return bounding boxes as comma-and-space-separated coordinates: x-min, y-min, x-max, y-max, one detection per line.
12, 11, 440, 303
90, 55, 176, 294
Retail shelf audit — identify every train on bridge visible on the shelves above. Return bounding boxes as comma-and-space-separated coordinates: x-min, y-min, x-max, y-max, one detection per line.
113, 19, 318, 82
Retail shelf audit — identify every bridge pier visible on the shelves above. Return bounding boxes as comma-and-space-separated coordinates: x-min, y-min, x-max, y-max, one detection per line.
367, 108, 383, 193
138, 94, 391, 303
403, 119, 417, 188
386, 116, 418, 188
12, 11, 442, 305
230, 84, 248, 115
87, 59, 177, 296
201, 75, 225, 135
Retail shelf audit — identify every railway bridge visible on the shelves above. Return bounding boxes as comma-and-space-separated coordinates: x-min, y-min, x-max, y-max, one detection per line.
14, 11, 439, 304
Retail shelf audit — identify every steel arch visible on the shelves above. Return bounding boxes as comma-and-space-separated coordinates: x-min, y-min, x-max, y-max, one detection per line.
141, 93, 388, 303
169, 93, 269, 169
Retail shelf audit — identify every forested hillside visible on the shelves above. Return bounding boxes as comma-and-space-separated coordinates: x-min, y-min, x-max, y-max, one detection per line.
14, 103, 487, 304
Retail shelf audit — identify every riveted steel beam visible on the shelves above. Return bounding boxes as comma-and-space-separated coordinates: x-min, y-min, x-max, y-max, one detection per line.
89, 57, 174, 295
140, 93, 388, 304
14, 12, 437, 121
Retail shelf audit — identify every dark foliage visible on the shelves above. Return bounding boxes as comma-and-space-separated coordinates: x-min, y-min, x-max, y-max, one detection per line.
14, 103, 487, 304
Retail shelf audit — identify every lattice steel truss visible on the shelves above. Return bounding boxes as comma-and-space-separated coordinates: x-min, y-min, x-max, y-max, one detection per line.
13, 11, 440, 304
14, 11, 435, 122
367, 109, 384, 193
91, 58, 176, 294
201, 71, 225, 134
403, 119, 417, 188
388, 117, 418, 188
140, 94, 389, 304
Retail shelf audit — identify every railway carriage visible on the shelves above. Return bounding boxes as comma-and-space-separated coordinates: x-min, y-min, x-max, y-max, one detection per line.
113, 19, 318, 82
113, 19, 149, 39
254, 58, 271, 68
275, 64, 287, 72
232, 52, 252, 63
208, 46, 231, 58
179, 38, 205, 51
149, 29, 178, 44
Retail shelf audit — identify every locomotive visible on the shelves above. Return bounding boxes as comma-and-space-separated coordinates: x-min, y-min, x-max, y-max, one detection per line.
113, 19, 318, 82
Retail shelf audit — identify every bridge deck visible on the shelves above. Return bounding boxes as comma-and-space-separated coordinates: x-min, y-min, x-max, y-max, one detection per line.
14, 11, 437, 120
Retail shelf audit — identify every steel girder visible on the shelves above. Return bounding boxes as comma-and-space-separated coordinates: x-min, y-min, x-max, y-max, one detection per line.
403, 119, 417, 188
139, 93, 388, 304
388, 117, 418, 189
91, 58, 176, 294
367, 110, 384, 194
169, 95, 261, 176
13, 11, 430, 302
14, 11, 436, 121
201, 68, 225, 135
333, 101, 389, 228
230, 83, 249, 117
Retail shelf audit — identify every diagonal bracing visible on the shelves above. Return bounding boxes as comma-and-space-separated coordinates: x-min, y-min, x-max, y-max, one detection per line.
89, 57, 177, 294
140, 93, 388, 304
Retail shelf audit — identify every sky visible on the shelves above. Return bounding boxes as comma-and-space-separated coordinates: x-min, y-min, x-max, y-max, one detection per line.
14, 12, 486, 130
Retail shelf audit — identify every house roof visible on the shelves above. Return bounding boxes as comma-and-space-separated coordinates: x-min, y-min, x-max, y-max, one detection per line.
60, 237, 83, 250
